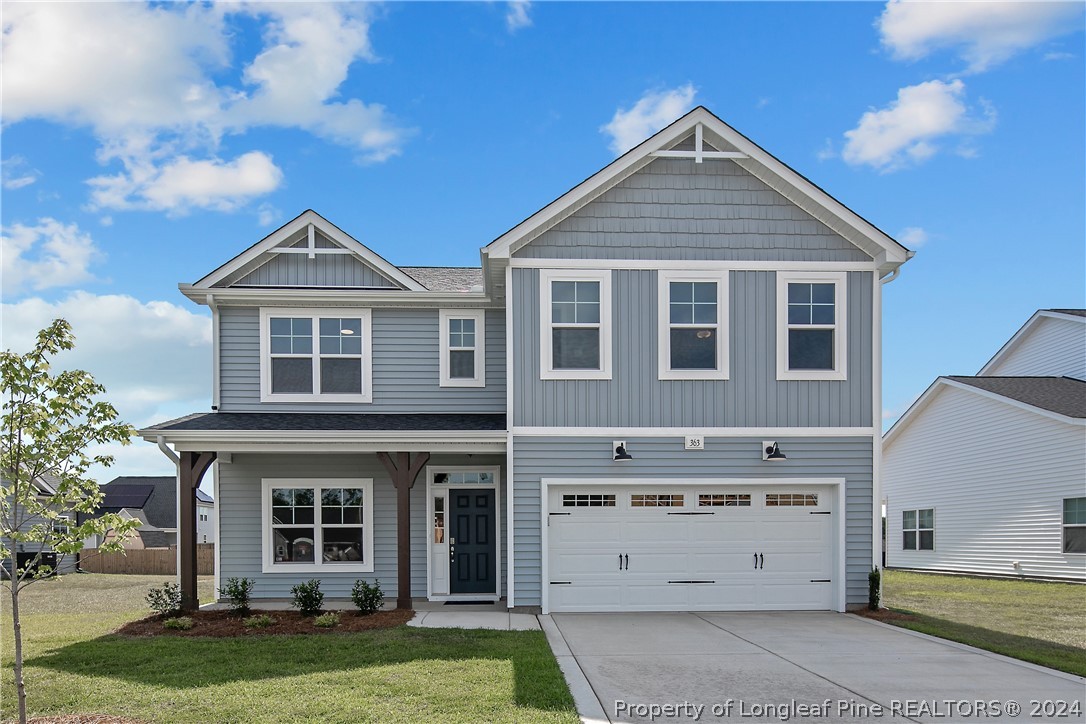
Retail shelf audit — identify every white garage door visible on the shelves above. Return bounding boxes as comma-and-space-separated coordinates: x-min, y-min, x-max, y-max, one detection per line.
547, 484, 836, 613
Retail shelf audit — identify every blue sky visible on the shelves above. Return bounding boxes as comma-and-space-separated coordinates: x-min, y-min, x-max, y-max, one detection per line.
2, 1, 1084, 481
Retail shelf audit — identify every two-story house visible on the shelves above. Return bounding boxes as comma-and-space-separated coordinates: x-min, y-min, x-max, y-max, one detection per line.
141, 107, 913, 612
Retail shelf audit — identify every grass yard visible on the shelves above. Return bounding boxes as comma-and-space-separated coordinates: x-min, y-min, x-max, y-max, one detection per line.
880, 569, 1086, 676
1, 574, 577, 723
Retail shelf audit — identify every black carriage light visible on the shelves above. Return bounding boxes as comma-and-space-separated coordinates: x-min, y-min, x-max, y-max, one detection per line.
613, 441, 633, 461
763, 441, 787, 461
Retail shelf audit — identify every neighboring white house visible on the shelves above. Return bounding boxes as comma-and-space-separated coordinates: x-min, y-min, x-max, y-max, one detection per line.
884, 309, 1086, 581
196, 489, 216, 545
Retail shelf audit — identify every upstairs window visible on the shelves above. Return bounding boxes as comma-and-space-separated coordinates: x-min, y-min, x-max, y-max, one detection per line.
439, 310, 485, 387
658, 271, 729, 380
776, 272, 847, 381
540, 269, 612, 380
902, 508, 934, 551
260, 308, 372, 402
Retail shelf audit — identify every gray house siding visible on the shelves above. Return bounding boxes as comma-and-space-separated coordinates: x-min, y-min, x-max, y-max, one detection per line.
510, 436, 873, 608
231, 253, 400, 288
219, 306, 505, 413
513, 158, 871, 262
216, 452, 506, 599
512, 269, 873, 427
1, 494, 78, 575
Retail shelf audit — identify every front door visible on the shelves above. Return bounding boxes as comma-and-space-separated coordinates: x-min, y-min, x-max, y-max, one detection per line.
449, 489, 496, 594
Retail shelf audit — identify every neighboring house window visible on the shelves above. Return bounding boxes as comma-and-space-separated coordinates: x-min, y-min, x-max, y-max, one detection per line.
259, 308, 373, 403
540, 269, 612, 380
1064, 497, 1086, 554
902, 508, 934, 551
439, 310, 485, 387
52, 515, 70, 538
261, 479, 374, 573
776, 272, 847, 381
658, 270, 729, 380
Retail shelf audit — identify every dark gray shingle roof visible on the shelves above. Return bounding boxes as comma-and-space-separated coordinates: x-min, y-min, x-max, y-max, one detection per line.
945, 376, 1086, 418
98, 476, 178, 529
147, 412, 507, 432
1047, 309, 1086, 317
195, 489, 214, 504
137, 531, 175, 548
398, 267, 483, 292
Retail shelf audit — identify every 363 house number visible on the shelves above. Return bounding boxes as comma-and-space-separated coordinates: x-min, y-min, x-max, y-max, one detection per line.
684, 435, 704, 450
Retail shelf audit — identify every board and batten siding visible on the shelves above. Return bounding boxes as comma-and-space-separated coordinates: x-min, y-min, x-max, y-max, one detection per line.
511, 436, 873, 608
511, 269, 872, 428
231, 253, 400, 288
985, 316, 1086, 379
218, 306, 505, 413
514, 158, 871, 262
884, 385, 1086, 581
216, 453, 507, 599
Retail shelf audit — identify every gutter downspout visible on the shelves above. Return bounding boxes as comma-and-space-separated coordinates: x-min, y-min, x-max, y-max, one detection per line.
208, 294, 220, 411
156, 436, 182, 584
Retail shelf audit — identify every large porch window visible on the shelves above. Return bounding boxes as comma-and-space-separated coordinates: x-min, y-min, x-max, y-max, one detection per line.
261, 478, 374, 573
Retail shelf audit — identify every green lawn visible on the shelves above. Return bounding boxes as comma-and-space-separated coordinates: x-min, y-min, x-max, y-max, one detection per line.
881, 569, 1086, 676
1, 574, 577, 723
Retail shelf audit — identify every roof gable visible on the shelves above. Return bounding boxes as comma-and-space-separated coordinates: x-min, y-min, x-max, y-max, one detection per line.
484, 106, 911, 272
978, 309, 1086, 376
194, 210, 425, 291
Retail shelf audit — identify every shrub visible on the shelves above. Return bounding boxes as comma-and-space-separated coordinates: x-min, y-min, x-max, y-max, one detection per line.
221, 577, 255, 616
146, 582, 182, 618
163, 616, 194, 631
313, 612, 340, 628
868, 567, 881, 611
290, 579, 324, 616
351, 579, 384, 615
244, 614, 275, 629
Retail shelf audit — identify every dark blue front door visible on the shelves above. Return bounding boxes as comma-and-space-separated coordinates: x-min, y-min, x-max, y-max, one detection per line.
450, 489, 496, 594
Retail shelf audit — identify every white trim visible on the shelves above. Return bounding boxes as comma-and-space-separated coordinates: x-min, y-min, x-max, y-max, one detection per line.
978, 309, 1086, 376
212, 460, 221, 599
539, 269, 613, 380
439, 309, 486, 388
657, 269, 730, 380
424, 466, 502, 600
505, 263, 516, 608
182, 285, 493, 307
209, 295, 221, 409
509, 258, 876, 271
539, 476, 847, 614
260, 478, 374, 574
873, 270, 883, 572
511, 426, 874, 437
258, 307, 373, 403
776, 271, 848, 381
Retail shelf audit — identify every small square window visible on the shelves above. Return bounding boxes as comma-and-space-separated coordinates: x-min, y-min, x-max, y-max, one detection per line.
902, 508, 934, 551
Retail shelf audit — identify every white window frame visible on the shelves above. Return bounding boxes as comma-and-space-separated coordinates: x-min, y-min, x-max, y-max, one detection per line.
658, 269, 729, 380
776, 271, 847, 381
261, 478, 374, 574
439, 309, 485, 388
1063, 496, 1086, 556
259, 307, 373, 403
539, 269, 612, 380
902, 507, 935, 551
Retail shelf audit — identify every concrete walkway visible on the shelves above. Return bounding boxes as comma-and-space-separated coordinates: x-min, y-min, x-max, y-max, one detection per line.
543, 612, 1085, 723
407, 609, 540, 630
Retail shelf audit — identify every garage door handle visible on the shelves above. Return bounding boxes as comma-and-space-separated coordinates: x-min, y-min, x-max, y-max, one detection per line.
618, 554, 622, 571
759, 553, 764, 569
753, 553, 758, 570
624, 554, 629, 570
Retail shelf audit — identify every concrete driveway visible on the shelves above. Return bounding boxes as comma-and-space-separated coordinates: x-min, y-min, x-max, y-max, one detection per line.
542, 612, 1085, 723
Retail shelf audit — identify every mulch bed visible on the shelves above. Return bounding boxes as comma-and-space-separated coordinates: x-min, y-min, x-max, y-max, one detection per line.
115, 609, 415, 637
852, 607, 919, 623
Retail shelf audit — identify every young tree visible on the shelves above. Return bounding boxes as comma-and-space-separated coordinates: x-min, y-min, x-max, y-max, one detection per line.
2, 320, 140, 724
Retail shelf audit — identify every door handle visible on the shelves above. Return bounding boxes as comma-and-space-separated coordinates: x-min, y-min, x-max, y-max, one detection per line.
754, 553, 758, 570
759, 553, 764, 569
618, 554, 623, 571
624, 554, 629, 571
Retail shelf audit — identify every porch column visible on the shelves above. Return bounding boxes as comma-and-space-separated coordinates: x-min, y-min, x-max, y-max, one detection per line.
178, 451, 216, 612
377, 451, 430, 609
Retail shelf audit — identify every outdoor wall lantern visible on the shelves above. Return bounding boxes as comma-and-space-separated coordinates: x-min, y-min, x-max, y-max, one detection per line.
613, 441, 633, 461
762, 441, 787, 461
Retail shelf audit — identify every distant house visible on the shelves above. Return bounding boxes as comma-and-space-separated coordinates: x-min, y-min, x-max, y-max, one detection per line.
883, 309, 1086, 581
81, 476, 216, 549
1, 471, 77, 575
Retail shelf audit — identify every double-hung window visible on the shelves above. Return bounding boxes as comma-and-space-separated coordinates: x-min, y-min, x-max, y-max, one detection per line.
261, 479, 374, 573
776, 272, 847, 380
260, 308, 372, 402
439, 310, 485, 387
1063, 497, 1086, 554
902, 508, 934, 551
540, 269, 612, 380
658, 270, 729, 380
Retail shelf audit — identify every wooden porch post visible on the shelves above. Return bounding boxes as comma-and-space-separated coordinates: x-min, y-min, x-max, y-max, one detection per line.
178, 451, 216, 612
377, 451, 430, 609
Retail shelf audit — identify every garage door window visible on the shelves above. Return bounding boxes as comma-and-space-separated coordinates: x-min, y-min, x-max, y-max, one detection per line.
563, 494, 616, 507
699, 493, 750, 507
903, 508, 934, 551
766, 493, 818, 507
631, 493, 684, 507
1063, 498, 1086, 554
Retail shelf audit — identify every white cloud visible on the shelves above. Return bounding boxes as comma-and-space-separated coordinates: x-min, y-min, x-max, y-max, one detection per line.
816, 139, 836, 161
256, 203, 281, 227
842, 79, 996, 171
1, 2, 407, 213
1, 156, 40, 189
506, 1, 532, 32
1, 218, 101, 295
602, 84, 697, 155
898, 226, 930, 248
878, 0, 1085, 73
1043, 51, 1076, 62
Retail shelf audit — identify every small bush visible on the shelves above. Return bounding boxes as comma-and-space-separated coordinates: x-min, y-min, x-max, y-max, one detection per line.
351, 579, 384, 615
868, 567, 882, 610
146, 582, 182, 618
221, 577, 255, 616
313, 612, 340, 628
244, 614, 275, 629
163, 616, 194, 631
290, 579, 324, 616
